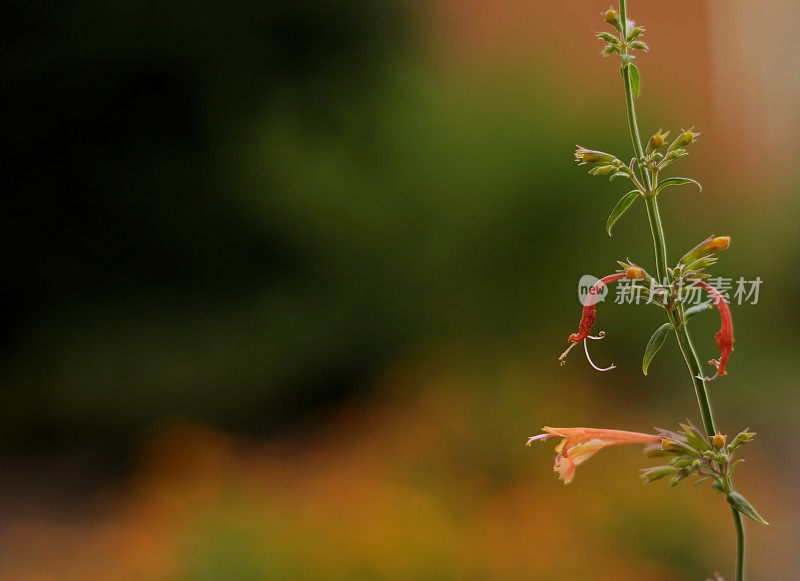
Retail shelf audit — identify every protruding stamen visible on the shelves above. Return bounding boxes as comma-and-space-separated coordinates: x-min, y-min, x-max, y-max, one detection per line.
584, 339, 616, 372
526, 433, 553, 446
558, 341, 579, 364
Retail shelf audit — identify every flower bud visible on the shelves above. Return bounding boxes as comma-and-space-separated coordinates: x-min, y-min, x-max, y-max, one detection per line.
604, 7, 621, 31
712, 432, 726, 448
678, 235, 730, 268
646, 129, 669, 155
588, 164, 618, 176
661, 439, 682, 452
641, 466, 677, 482
727, 429, 756, 452
625, 266, 644, 280
574, 146, 617, 165
670, 458, 694, 468
668, 127, 701, 152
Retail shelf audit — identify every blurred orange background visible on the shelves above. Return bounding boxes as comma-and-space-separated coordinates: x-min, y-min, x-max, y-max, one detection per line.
1, 1, 798, 579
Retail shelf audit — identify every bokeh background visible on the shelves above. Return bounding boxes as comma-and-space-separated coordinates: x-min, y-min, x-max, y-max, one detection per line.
2, 0, 799, 578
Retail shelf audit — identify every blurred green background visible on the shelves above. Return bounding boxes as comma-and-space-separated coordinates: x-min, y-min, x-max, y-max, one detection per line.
1, 0, 798, 578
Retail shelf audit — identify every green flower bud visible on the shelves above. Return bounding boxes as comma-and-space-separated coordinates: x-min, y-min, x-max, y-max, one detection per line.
641, 466, 677, 482
668, 127, 701, 152
646, 129, 669, 154
604, 7, 622, 31
727, 428, 756, 452
670, 458, 694, 469
678, 235, 730, 268
574, 146, 618, 165
588, 164, 619, 176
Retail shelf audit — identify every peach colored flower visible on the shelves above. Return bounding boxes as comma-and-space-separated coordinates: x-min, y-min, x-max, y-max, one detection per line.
527, 426, 661, 484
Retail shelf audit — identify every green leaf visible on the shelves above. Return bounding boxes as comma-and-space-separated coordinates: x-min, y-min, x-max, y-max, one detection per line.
606, 190, 640, 236
620, 54, 635, 68
684, 301, 713, 320
654, 177, 702, 195
727, 492, 769, 525
642, 322, 673, 375
629, 64, 641, 97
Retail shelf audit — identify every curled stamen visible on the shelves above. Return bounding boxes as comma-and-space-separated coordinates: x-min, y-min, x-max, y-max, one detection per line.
584, 339, 616, 372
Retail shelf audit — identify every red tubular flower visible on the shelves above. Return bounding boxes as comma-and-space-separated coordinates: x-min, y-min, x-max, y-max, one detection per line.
526, 426, 661, 484
559, 272, 627, 371
696, 280, 734, 380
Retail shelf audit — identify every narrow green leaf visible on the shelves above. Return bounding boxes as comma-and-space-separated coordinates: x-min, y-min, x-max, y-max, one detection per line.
642, 322, 672, 375
727, 459, 746, 476
620, 54, 635, 68
727, 492, 769, 525
654, 177, 702, 195
684, 301, 713, 320
629, 64, 641, 97
606, 190, 640, 236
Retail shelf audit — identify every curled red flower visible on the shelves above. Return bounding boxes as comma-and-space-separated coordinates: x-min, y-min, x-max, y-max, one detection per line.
696, 280, 734, 381
559, 272, 627, 371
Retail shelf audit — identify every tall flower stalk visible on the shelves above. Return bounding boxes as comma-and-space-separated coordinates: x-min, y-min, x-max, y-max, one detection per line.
528, 3, 766, 579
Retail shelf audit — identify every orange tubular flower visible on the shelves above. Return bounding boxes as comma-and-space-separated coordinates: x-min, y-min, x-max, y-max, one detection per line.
526, 427, 661, 484
559, 272, 627, 371
696, 280, 734, 381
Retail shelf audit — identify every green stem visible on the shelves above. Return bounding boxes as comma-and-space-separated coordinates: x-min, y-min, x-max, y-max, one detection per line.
732, 506, 746, 580
617, 2, 745, 578
619, 0, 652, 194
643, 195, 668, 283
668, 310, 716, 434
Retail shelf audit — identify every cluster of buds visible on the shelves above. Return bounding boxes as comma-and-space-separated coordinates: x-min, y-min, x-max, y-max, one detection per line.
644, 127, 702, 174
575, 128, 701, 197
598, 7, 648, 56
641, 425, 766, 524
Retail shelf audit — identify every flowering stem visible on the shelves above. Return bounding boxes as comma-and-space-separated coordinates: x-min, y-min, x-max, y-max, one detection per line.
618, 1, 746, 578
